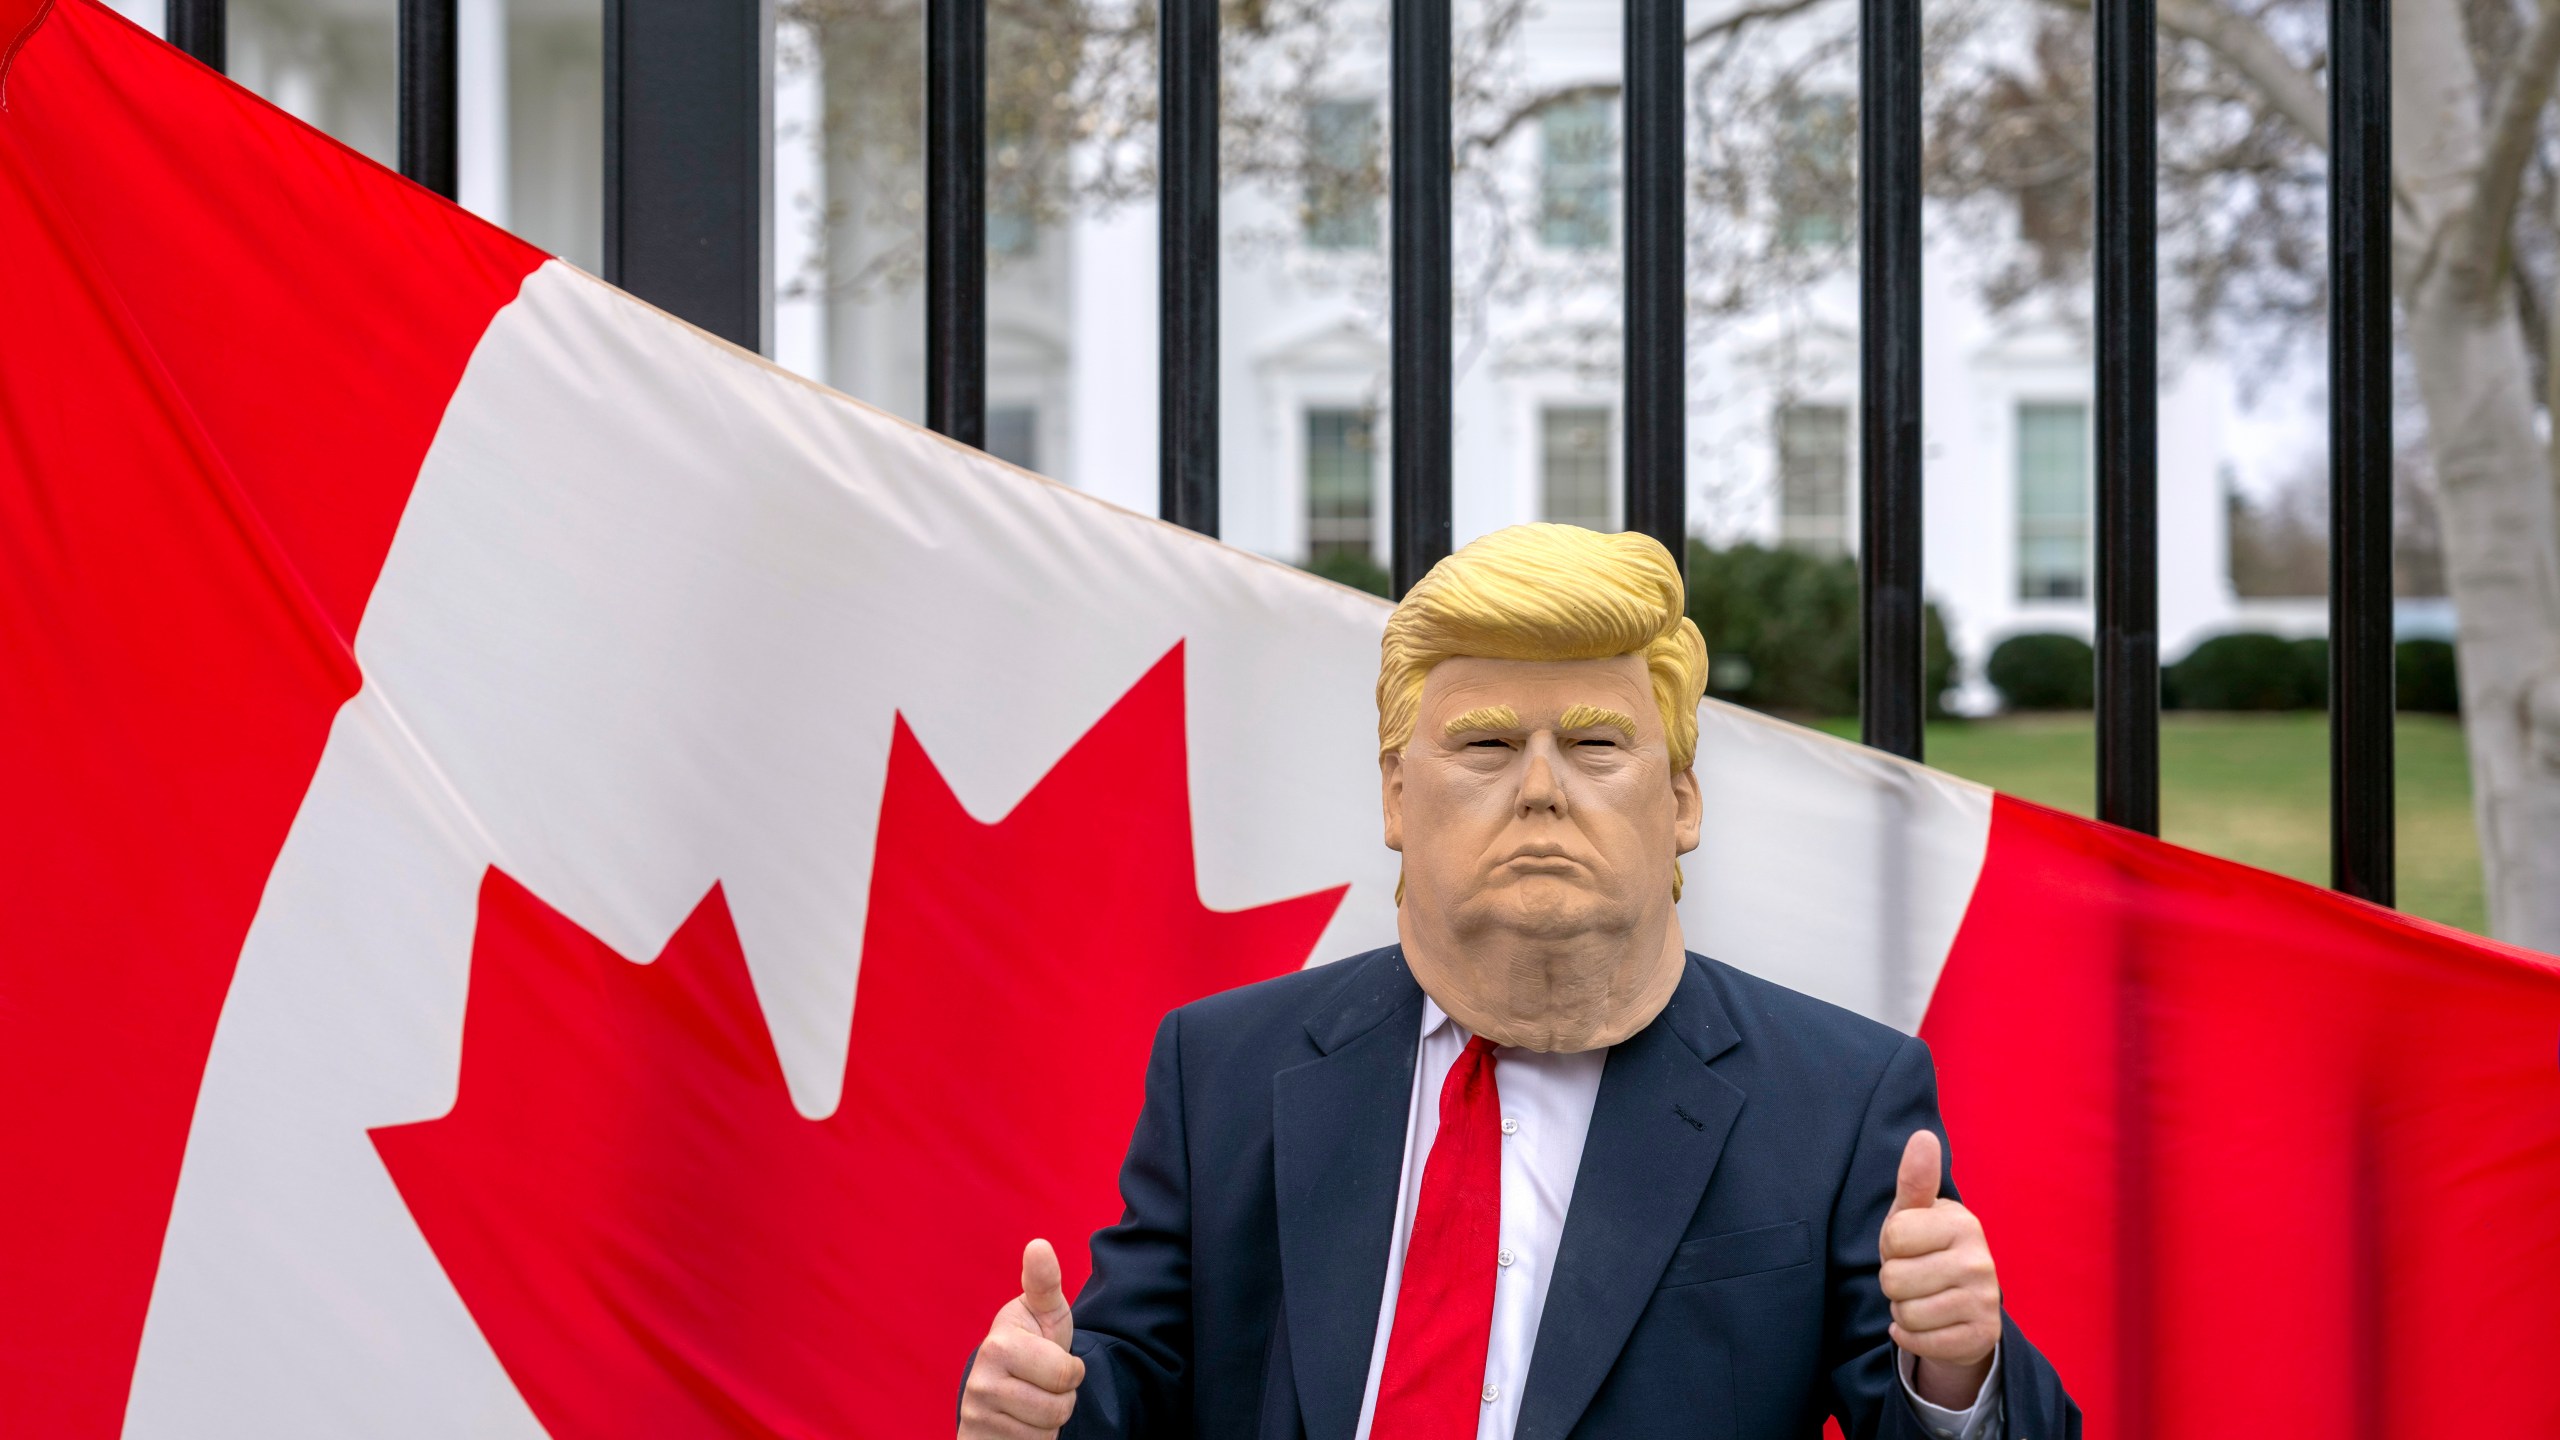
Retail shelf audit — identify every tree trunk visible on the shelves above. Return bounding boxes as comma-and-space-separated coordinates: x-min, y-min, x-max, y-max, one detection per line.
2397, 0, 2560, 951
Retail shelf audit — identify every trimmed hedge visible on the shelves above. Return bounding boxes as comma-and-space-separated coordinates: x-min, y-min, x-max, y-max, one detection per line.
1302, 548, 1393, 598
1684, 541, 1957, 718
1986, 633, 2093, 710
2160, 632, 2319, 710
2171, 633, 2303, 709
2288, 637, 2330, 708
2155, 633, 2460, 712
2396, 638, 2461, 713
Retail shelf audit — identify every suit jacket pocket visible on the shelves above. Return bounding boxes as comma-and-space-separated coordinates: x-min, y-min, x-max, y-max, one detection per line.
1656, 1220, 1814, 1289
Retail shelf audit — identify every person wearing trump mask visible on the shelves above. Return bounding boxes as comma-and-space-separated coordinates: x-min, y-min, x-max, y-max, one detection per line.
960, 523, 2079, 1439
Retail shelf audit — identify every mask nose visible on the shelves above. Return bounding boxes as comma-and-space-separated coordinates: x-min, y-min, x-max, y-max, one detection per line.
1516, 733, 1567, 817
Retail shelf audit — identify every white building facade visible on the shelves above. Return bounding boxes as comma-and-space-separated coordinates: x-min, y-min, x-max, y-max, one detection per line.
111, 0, 2409, 713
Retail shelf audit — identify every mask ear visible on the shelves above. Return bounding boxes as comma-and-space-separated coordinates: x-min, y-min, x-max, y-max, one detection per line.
1380, 750, 1406, 854
1670, 764, 1702, 857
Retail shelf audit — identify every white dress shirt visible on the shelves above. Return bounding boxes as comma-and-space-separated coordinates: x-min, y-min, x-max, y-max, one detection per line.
1350, 998, 2001, 1440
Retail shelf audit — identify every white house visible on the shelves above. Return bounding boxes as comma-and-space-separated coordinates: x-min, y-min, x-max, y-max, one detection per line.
112, 0, 2435, 714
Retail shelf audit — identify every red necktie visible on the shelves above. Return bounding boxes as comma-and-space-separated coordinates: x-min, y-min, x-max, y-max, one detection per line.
1372, 1033, 1502, 1440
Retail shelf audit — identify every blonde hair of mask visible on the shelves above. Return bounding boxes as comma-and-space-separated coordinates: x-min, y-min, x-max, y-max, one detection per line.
1376, 524, 1710, 773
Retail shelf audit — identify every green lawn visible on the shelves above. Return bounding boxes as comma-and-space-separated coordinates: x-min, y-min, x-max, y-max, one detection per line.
1807, 712, 2486, 936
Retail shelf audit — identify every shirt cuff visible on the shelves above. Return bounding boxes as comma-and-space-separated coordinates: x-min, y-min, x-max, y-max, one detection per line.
1895, 1342, 2002, 1440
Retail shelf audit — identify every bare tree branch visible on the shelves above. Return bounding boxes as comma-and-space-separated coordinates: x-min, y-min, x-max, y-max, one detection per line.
2039, 0, 2446, 257
2036, 0, 2326, 147
2450, 0, 2560, 300
1684, 0, 1837, 46
1467, 0, 1835, 151
2154, 0, 2330, 147
1472, 81, 1623, 151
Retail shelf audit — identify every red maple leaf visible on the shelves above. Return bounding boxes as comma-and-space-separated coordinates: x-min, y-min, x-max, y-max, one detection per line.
371, 644, 1347, 1437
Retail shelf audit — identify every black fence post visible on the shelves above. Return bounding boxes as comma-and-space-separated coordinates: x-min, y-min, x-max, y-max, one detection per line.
399, 0, 459, 200
1859, 0, 1924, 761
1390, 0, 1453, 596
1624, 0, 1685, 570
603, 0, 769, 353
926, 0, 987, 447
2095, 0, 2159, 834
1160, 0, 1219, 533
2330, 0, 2394, 903
169, 0, 224, 71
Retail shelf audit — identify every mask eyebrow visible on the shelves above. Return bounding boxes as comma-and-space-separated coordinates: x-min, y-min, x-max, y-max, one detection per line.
1442, 704, 1522, 739
1558, 704, 1639, 742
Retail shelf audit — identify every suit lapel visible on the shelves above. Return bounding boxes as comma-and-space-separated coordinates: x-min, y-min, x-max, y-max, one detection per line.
1272, 950, 1426, 1440
1515, 958, 1744, 1440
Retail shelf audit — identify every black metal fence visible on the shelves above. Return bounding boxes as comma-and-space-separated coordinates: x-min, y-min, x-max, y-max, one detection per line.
162, 0, 2399, 904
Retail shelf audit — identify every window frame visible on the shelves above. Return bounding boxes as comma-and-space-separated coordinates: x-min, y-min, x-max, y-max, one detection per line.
1301, 98, 1383, 253
1303, 405, 1381, 563
2014, 399, 2094, 602
1537, 97, 1617, 253
1538, 403, 1619, 529
1772, 90, 1856, 253
1774, 401, 1854, 559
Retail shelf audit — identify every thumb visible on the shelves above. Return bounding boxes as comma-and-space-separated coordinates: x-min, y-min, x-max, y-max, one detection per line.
1892, 1129, 1942, 1215
1020, 1238, 1075, 1348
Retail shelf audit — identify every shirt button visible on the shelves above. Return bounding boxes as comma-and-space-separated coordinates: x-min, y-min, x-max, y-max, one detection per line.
1482, 1382, 1501, 1403
1498, 1247, 1516, 1267
1501, 1118, 1519, 1136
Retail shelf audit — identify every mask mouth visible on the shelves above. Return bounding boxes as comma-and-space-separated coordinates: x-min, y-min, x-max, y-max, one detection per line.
1493, 853, 1593, 880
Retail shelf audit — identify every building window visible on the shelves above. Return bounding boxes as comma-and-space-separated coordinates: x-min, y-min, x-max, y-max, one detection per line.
1539, 99, 1615, 251
985, 405, 1038, 472
1306, 408, 1377, 561
1303, 100, 1381, 250
1541, 406, 1615, 529
2016, 401, 2090, 599
1776, 403, 1851, 557
1774, 91, 1855, 251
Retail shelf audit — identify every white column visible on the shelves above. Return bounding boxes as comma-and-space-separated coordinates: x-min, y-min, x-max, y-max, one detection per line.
457, 0, 510, 226
770, 16, 828, 380
1067, 198, 1159, 514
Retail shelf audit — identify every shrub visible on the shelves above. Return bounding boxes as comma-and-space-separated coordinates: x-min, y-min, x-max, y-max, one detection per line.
1301, 548, 1392, 598
2287, 637, 2330, 709
1985, 633, 2093, 711
2170, 632, 2323, 710
1683, 541, 1956, 719
2396, 638, 2461, 713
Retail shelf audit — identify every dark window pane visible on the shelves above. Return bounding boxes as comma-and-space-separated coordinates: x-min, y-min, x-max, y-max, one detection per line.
1776, 403, 1851, 557
1304, 99, 1381, 251
1539, 99, 1614, 251
1306, 407, 1377, 558
1541, 405, 1615, 528
1774, 91, 1854, 252
2016, 401, 2090, 599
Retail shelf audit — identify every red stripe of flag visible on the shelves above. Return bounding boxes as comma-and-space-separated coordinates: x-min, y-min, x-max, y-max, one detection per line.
1927, 795, 2560, 1436
0, 2, 541, 1429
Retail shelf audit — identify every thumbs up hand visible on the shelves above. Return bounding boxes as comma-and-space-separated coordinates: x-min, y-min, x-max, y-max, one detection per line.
1877, 1130, 2001, 1410
959, 1239, 1086, 1439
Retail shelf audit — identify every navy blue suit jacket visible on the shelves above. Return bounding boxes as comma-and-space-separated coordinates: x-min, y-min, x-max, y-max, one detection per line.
1036, 946, 2078, 1440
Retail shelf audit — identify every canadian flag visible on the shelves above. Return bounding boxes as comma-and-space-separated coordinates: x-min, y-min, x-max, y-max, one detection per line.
5, 2, 2558, 1435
